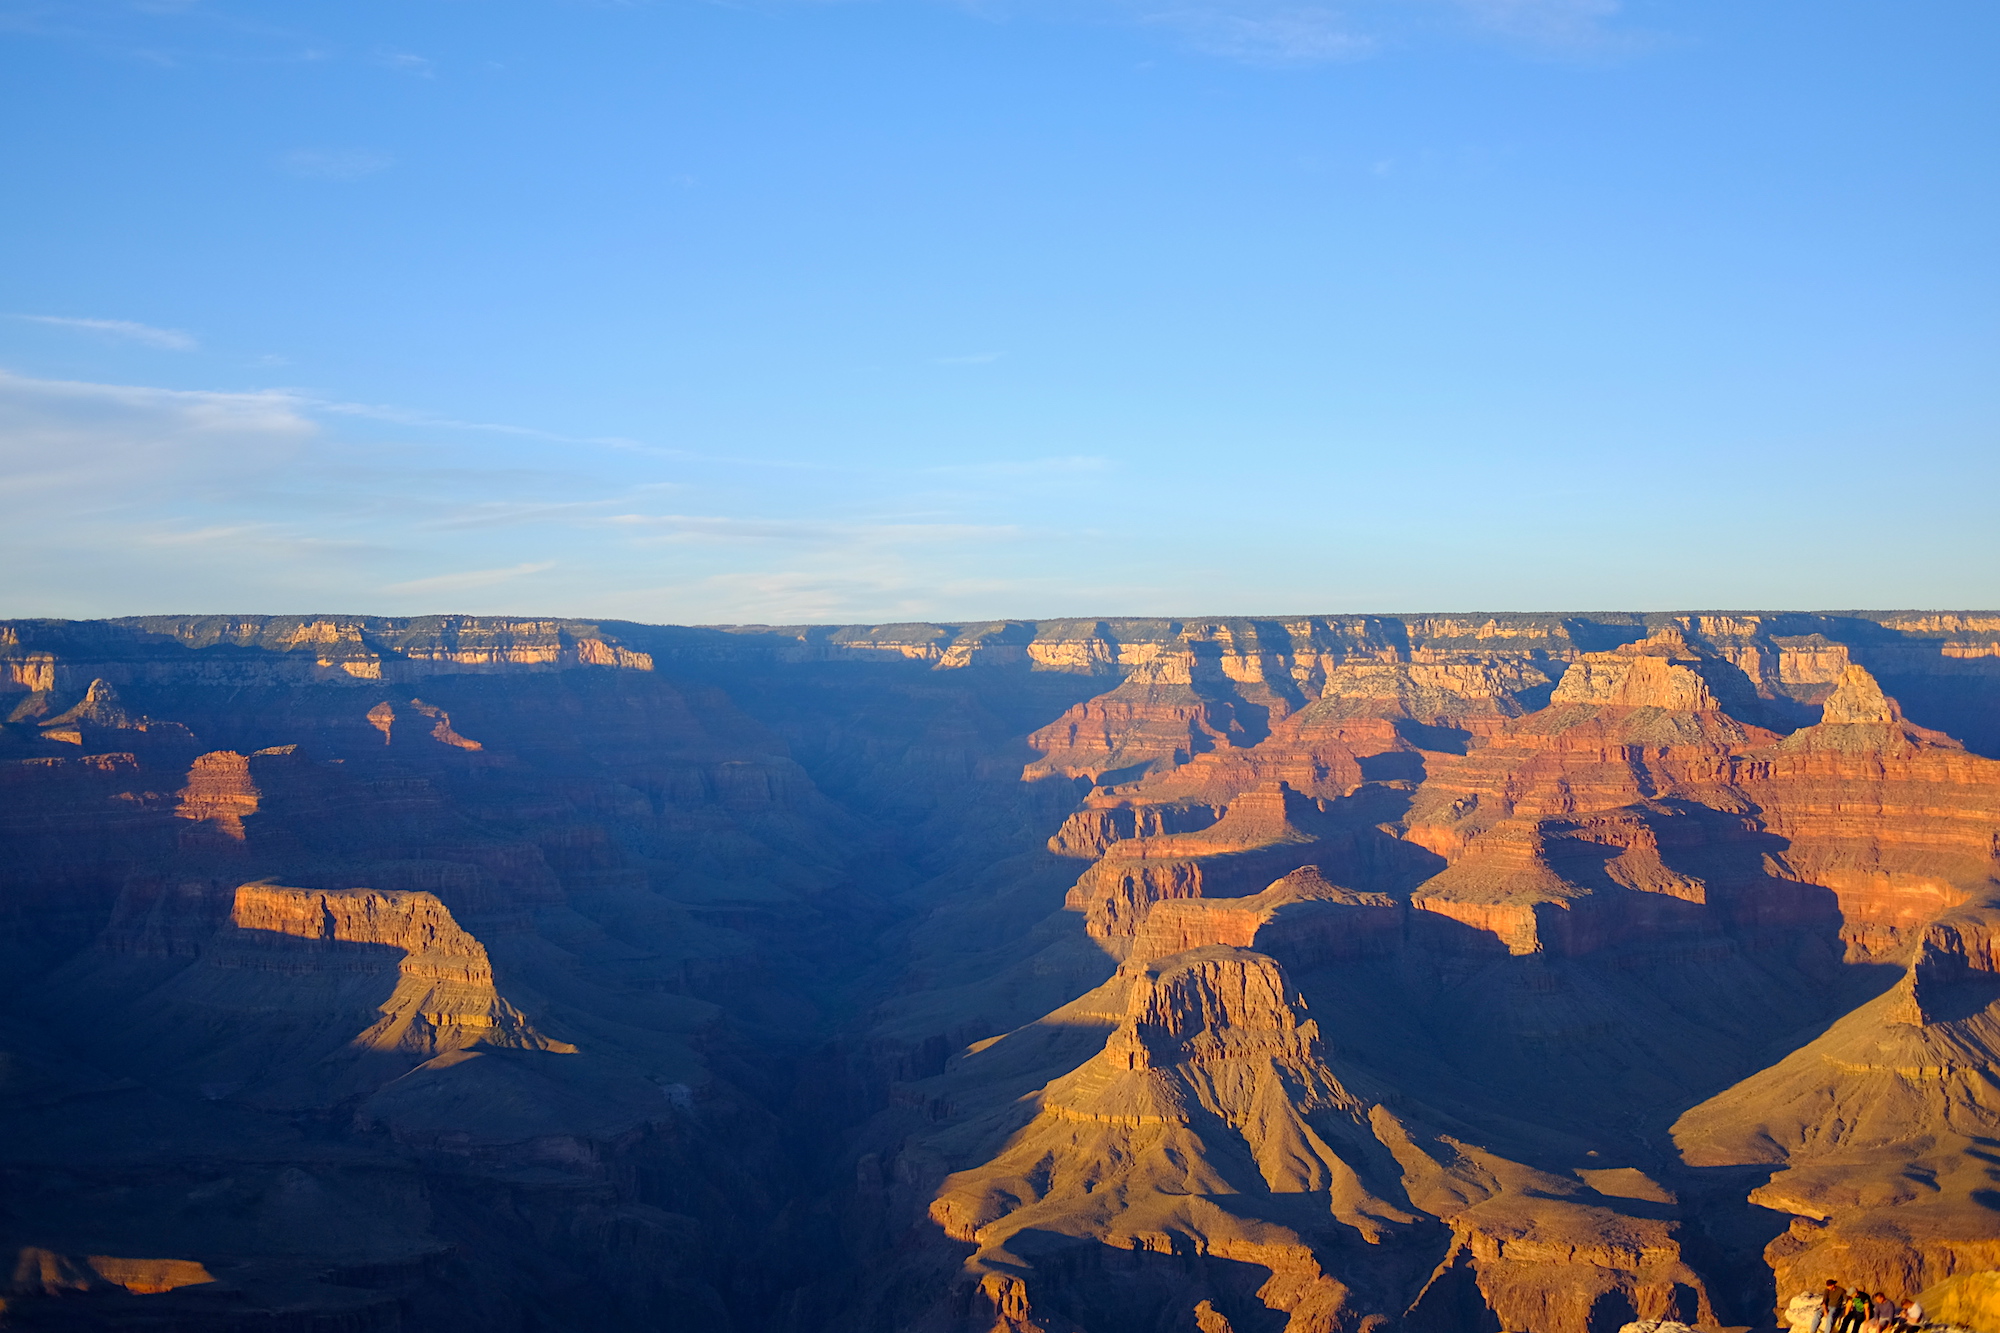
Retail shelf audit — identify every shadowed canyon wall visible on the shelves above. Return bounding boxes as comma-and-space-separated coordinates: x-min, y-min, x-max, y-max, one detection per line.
2, 611, 1999, 1332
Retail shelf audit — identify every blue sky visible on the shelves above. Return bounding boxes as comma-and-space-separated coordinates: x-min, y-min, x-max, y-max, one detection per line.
1, 0, 1995, 622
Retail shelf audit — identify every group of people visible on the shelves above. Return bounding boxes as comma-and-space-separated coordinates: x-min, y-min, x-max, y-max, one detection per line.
1785, 1281, 1925, 1333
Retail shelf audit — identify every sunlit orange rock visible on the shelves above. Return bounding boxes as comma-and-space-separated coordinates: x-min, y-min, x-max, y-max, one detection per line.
2, 611, 1999, 1333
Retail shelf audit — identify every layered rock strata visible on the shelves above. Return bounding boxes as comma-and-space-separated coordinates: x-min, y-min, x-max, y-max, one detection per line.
849, 621, 1999, 1333
4, 611, 2000, 1333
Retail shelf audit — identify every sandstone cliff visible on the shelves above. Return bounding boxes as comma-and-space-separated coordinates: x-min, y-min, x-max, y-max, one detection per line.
926, 947, 1418, 1333
5, 610, 2000, 1333
843, 617, 2000, 1333
1673, 905, 2000, 1304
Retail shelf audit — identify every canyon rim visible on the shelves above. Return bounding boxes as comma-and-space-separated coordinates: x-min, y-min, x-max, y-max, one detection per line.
2, 610, 1998, 1332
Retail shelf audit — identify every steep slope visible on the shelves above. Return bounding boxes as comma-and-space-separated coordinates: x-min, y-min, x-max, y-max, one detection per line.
1673, 906, 2000, 1301
4, 611, 2000, 1332
0, 621, 889, 1331
83, 882, 573, 1108
927, 947, 1418, 1333
829, 617, 2000, 1333
1729, 665, 2000, 958
873, 940, 1722, 1333
1062, 783, 1399, 941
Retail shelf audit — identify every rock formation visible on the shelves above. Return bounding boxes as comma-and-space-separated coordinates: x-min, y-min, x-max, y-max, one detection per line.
928, 947, 1412, 1333
1673, 904, 2000, 1305
2, 610, 1999, 1332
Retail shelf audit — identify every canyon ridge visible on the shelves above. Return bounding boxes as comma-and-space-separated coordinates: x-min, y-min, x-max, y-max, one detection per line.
3, 611, 1999, 1333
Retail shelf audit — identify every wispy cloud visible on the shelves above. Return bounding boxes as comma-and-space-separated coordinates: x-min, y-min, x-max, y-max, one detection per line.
138, 523, 382, 560
0, 370, 310, 435
412, 498, 619, 531
1049, 0, 1637, 63
373, 47, 433, 76
674, 569, 942, 625
10, 314, 198, 351
0, 368, 1137, 622
1443, 0, 1638, 54
606, 513, 1018, 548
1450, 0, 1618, 39
307, 397, 647, 449
278, 148, 394, 181
1145, 5, 1376, 63
143, 524, 285, 547
922, 455, 1109, 478
0, 370, 313, 502
651, 563, 1154, 626
383, 562, 557, 595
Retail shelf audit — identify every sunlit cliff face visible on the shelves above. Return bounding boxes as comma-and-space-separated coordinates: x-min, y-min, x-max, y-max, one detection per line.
3, 610, 1999, 1332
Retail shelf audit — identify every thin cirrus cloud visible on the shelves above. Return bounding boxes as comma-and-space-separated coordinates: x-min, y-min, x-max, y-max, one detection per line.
604, 513, 1020, 549
9, 314, 198, 351
383, 562, 558, 596
0, 368, 1098, 622
372, 47, 433, 76
1143, 5, 1376, 64
1452, 0, 1623, 42
7, 0, 1637, 75
0, 368, 311, 500
658, 568, 978, 626
278, 148, 395, 181
308, 396, 645, 450
1090, 0, 1630, 62
921, 455, 1108, 478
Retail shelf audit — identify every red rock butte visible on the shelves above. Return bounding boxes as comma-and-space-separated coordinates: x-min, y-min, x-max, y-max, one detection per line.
2, 610, 1999, 1332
